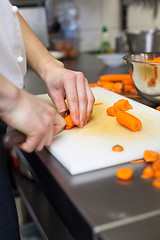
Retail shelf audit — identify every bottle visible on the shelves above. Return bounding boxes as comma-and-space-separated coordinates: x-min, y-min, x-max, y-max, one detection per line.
56, 0, 78, 39
99, 26, 112, 54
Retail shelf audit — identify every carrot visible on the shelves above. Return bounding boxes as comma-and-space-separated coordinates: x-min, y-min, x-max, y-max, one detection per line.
93, 103, 103, 106
97, 81, 114, 90
65, 114, 75, 130
156, 106, 160, 111
152, 160, 160, 171
143, 150, 158, 163
147, 57, 160, 63
89, 83, 99, 87
107, 105, 119, 117
116, 111, 142, 132
116, 168, 133, 180
99, 74, 131, 83
154, 170, 160, 178
130, 159, 144, 164
124, 84, 137, 93
152, 178, 160, 188
148, 76, 156, 87
114, 99, 133, 111
112, 144, 124, 152
141, 166, 154, 179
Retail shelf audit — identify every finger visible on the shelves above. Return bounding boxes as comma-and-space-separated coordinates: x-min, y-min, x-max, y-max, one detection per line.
49, 90, 68, 113
76, 73, 88, 127
53, 113, 66, 136
18, 136, 40, 153
64, 73, 79, 125
85, 78, 95, 124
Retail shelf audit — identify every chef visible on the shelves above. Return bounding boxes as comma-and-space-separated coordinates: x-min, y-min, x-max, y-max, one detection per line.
0, 0, 94, 238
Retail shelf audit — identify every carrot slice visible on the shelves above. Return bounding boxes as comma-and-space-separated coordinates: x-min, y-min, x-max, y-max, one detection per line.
130, 159, 144, 164
141, 166, 154, 179
114, 99, 133, 111
144, 150, 158, 163
93, 103, 103, 106
106, 106, 119, 117
116, 168, 133, 180
152, 160, 160, 171
154, 170, 160, 178
156, 106, 160, 111
152, 178, 160, 188
89, 83, 99, 87
65, 114, 75, 130
116, 111, 142, 132
112, 144, 124, 152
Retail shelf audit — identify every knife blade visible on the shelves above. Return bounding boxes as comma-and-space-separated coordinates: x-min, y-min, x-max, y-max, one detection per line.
2, 109, 70, 150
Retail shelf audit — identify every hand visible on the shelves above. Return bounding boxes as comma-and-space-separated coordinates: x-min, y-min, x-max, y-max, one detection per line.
43, 63, 95, 127
1, 88, 66, 152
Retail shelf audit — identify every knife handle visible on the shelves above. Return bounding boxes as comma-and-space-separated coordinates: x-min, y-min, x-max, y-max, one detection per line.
2, 130, 26, 149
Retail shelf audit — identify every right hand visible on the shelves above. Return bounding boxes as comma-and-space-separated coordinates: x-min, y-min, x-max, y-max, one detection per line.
1, 88, 66, 152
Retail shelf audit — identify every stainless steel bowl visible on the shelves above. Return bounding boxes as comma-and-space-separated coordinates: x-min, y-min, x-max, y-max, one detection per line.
123, 52, 160, 104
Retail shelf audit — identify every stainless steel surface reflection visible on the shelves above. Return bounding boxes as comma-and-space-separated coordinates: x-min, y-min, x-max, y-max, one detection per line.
124, 52, 160, 104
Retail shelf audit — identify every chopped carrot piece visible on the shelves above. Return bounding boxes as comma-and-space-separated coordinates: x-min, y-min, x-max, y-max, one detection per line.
106, 106, 119, 117
147, 57, 160, 63
113, 82, 123, 93
89, 83, 99, 87
152, 178, 160, 188
116, 168, 133, 181
112, 144, 124, 152
141, 166, 154, 179
156, 106, 160, 111
114, 99, 133, 111
116, 111, 142, 132
65, 114, 75, 130
124, 84, 137, 93
144, 150, 158, 163
154, 170, 160, 178
130, 159, 144, 164
93, 103, 103, 106
148, 76, 156, 87
152, 160, 160, 171
98, 81, 114, 90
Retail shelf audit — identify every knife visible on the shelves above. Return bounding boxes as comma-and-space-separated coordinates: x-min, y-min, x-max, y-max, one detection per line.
2, 109, 70, 150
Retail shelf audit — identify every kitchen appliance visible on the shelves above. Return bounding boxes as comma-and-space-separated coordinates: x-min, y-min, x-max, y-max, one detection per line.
38, 87, 160, 175
123, 52, 160, 104
126, 30, 160, 54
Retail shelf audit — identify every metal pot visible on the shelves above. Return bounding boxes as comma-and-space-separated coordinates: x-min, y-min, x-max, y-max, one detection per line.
126, 30, 160, 54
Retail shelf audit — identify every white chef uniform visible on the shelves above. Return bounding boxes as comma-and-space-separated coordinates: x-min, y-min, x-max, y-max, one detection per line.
0, 0, 26, 88
0, 1, 26, 239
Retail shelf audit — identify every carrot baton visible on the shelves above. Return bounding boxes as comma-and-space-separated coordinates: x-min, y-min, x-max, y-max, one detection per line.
114, 99, 133, 111
116, 111, 142, 132
64, 114, 75, 130
106, 105, 119, 117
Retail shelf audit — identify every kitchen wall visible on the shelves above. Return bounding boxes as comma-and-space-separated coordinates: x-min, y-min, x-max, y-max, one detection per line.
75, 0, 160, 52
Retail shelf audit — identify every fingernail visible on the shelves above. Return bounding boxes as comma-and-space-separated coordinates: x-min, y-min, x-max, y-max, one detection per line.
80, 121, 84, 127
74, 118, 79, 125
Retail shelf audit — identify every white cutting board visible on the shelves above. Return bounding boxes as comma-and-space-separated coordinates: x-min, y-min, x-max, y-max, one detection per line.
38, 88, 160, 175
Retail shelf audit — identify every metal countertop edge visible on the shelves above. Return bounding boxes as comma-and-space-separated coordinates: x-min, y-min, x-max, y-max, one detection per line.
94, 208, 160, 233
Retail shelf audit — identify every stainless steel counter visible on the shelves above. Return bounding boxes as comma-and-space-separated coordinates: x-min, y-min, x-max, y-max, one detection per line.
16, 53, 160, 240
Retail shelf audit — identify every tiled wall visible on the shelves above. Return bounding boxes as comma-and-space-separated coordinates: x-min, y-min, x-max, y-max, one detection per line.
76, 0, 160, 52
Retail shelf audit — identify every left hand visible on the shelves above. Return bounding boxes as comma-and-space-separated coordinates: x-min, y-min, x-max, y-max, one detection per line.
43, 63, 95, 128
